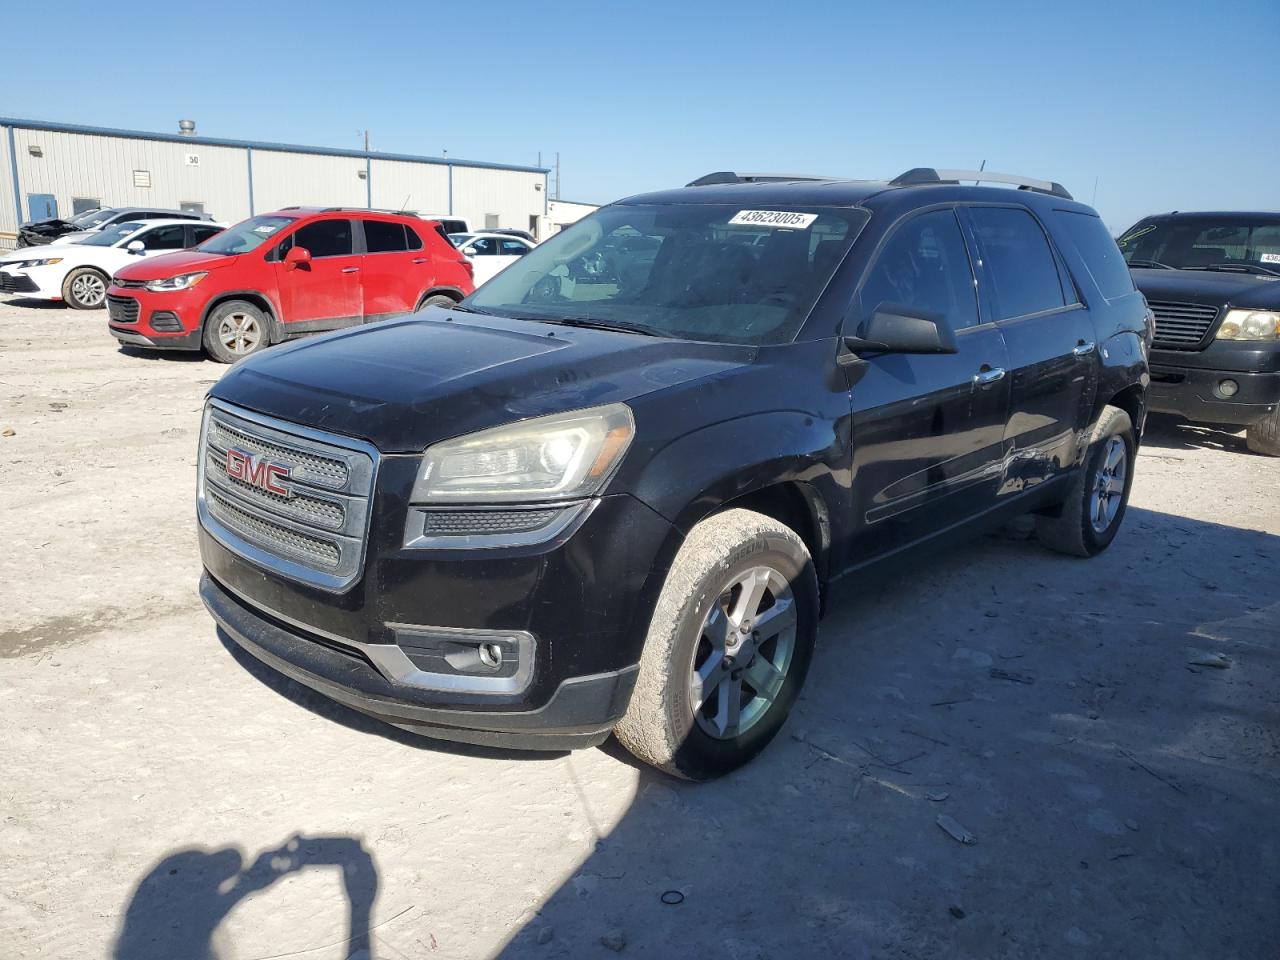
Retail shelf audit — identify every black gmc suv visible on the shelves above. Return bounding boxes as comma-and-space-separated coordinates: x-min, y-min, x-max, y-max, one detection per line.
1118, 212, 1280, 455
198, 168, 1150, 779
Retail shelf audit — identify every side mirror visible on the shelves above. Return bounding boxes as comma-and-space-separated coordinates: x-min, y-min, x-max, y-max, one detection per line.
846, 303, 958, 355
126, 240, 145, 254
284, 246, 312, 269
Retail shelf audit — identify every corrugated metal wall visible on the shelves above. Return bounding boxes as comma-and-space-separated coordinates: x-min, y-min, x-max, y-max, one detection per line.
10, 127, 249, 225
1, 121, 550, 245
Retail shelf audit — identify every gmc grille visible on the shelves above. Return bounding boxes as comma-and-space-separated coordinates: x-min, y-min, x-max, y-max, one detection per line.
1148, 300, 1219, 349
198, 402, 377, 591
107, 295, 140, 324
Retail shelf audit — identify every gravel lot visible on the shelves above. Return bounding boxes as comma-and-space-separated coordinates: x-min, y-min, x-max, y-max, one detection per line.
2, 299, 1277, 959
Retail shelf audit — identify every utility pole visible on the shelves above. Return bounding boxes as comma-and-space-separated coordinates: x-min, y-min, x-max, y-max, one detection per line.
555, 152, 561, 200
363, 130, 370, 152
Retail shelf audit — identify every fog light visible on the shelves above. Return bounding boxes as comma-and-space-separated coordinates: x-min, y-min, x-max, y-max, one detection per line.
478, 642, 504, 669
1218, 379, 1239, 398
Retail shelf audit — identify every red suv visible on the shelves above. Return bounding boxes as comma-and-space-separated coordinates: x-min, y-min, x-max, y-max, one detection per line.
107, 208, 474, 362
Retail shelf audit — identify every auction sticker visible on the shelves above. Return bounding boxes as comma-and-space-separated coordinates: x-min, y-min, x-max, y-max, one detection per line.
1261, 252, 1280, 264
729, 210, 818, 229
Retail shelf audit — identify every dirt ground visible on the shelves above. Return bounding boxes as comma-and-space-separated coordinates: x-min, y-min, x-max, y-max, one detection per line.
2, 299, 1277, 960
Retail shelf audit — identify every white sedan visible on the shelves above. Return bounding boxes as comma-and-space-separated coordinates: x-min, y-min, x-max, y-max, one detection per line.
449, 232, 536, 286
0, 219, 224, 309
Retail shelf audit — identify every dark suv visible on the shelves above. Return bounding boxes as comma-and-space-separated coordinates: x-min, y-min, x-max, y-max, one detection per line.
1118, 212, 1280, 454
198, 168, 1150, 779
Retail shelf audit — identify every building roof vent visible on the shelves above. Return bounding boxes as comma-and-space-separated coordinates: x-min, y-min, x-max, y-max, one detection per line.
178, 119, 196, 136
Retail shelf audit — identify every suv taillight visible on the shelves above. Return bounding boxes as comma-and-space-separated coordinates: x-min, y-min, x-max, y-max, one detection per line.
460, 259, 474, 279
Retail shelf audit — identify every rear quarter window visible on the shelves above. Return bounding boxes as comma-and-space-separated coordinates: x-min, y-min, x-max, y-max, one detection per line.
1054, 210, 1135, 300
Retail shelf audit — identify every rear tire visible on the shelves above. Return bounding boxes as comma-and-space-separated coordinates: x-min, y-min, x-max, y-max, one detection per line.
1035, 405, 1135, 557
202, 300, 269, 364
61, 267, 109, 309
418, 294, 458, 311
613, 509, 818, 780
1246, 407, 1280, 456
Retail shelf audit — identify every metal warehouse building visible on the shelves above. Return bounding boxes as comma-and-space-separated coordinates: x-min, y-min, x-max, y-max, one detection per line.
1, 117, 554, 247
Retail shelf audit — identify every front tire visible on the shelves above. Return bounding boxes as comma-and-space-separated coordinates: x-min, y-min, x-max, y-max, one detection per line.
614, 509, 818, 780
1035, 405, 1135, 557
61, 267, 109, 309
1246, 407, 1280, 456
202, 300, 269, 363
418, 293, 458, 311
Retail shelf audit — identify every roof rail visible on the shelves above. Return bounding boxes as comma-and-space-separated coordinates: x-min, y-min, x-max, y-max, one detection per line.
278, 205, 418, 216
890, 167, 1073, 200
687, 171, 839, 187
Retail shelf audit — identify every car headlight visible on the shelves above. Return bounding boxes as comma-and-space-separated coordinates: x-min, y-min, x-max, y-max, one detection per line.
14, 257, 62, 268
1216, 309, 1280, 341
143, 271, 208, 292
411, 403, 635, 503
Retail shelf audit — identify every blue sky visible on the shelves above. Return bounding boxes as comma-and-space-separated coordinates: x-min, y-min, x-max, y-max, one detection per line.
7, 0, 1278, 230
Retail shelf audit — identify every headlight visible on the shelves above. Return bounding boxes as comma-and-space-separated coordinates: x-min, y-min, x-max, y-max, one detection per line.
412, 403, 635, 503
1216, 309, 1280, 341
14, 257, 62, 268
144, 271, 208, 292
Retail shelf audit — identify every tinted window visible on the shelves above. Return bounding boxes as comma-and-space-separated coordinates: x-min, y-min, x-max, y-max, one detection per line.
501, 239, 530, 256
968, 207, 1066, 320
364, 219, 408, 253
191, 225, 223, 245
294, 219, 353, 258
469, 237, 500, 256
404, 224, 423, 250
1053, 211, 1134, 300
859, 209, 979, 331
141, 225, 187, 250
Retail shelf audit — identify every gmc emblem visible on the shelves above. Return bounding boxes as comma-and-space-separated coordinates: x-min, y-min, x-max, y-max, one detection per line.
226, 448, 292, 497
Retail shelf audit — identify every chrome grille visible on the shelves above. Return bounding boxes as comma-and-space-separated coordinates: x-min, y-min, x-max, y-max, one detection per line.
107, 295, 140, 323
1148, 300, 1218, 349
198, 402, 377, 591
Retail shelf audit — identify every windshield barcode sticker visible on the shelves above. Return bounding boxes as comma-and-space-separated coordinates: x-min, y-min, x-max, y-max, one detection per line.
729, 210, 818, 230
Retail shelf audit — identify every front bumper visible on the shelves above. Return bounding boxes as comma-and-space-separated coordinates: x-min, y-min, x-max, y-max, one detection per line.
1152, 350, 1280, 424
0, 269, 50, 298
106, 284, 205, 350
110, 325, 203, 350
203, 573, 637, 750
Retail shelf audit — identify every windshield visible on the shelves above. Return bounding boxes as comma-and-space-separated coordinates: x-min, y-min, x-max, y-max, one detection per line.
1118, 215, 1280, 273
77, 209, 119, 229
197, 214, 295, 256
80, 222, 145, 247
465, 203, 866, 344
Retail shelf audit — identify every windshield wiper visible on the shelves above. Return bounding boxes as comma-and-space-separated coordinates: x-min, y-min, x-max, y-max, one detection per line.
1182, 263, 1280, 278
447, 303, 490, 315
539, 316, 665, 337
1126, 258, 1176, 270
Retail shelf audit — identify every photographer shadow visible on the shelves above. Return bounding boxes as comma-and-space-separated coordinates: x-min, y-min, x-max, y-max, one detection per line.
112, 834, 377, 960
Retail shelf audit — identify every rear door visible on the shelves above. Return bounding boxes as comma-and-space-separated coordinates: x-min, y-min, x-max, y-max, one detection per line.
963, 205, 1097, 489
271, 218, 363, 328
359, 218, 430, 320
847, 207, 1012, 560
495, 237, 533, 277
137, 223, 188, 257
186, 224, 224, 248
463, 236, 504, 285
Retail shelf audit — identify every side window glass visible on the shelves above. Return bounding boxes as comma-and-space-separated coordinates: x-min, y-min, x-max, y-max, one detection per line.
969, 207, 1066, 320
364, 219, 408, 253
470, 238, 500, 256
142, 225, 187, 250
294, 219, 354, 258
501, 239, 530, 256
1053, 210, 1133, 301
404, 225, 423, 250
858, 209, 979, 331
192, 226, 223, 245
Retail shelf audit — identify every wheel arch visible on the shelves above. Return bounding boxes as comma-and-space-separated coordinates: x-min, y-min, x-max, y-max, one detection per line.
415, 286, 468, 310
200, 291, 282, 342
1105, 381, 1147, 437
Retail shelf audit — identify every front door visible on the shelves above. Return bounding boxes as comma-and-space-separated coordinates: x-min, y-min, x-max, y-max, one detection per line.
963, 206, 1097, 490
845, 207, 1012, 563
272, 218, 362, 328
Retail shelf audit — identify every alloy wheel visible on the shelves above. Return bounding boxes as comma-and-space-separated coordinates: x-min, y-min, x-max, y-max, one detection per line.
218, 312, 262, 355
1090, 436, 1127, 534
72, 273, 106, 307
689, 566, 797, 740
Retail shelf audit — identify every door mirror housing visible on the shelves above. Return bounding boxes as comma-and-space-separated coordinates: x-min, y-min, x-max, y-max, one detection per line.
284, 245, 312, 269
846, 303, 958, 355
126, 239, 145, 255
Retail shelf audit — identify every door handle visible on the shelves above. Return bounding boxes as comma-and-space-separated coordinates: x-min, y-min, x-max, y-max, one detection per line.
973, 366, 1006, 386
1073, 340, 1096, 356
411, 257, 428, 264
341, 266, 360, 274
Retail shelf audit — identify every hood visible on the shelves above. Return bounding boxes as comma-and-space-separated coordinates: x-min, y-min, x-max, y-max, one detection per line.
209, 310, 755, 452
1132, 268, 1280, 311
114, 249, 239, 281
0, 239, 85, 262
20, 218, 74, 233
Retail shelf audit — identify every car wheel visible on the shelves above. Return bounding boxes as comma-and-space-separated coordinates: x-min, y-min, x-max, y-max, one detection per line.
203, 300, 269, 364
613, 508, 818, 780
61, 267, 109, 310
1035, 405, 1135, 557
418, 294, 458, 311
1245, 406, 1280, 456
